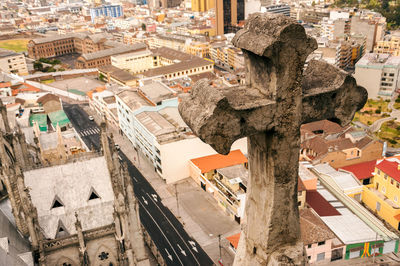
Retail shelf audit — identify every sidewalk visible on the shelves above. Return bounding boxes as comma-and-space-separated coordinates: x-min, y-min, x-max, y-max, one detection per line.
82, 105, 240, 265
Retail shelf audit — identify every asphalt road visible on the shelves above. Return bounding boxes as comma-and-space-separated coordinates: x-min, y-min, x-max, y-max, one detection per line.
63, 103, 213, 266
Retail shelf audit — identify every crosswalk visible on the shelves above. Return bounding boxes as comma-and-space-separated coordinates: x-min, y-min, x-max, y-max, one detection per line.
78, 127, 100, 137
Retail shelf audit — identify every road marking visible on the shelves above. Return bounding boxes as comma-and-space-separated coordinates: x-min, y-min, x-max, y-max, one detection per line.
146, 191, 201, 265
146, 192, 158, 203
132, 176, 138, 182
188, 240, 198, 253
138, 200, 183, 266
165, 249, 173, 261
177, 244, 187, 256
142, 196, 148, 205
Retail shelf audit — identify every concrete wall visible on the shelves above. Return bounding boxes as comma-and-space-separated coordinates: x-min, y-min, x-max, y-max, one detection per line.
354, 65, 382, 99
160, 137, 247, 184
305, 239, 334, 264
25, 80, 88, 102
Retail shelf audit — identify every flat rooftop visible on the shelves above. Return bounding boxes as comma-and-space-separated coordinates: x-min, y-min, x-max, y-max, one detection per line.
314, 163, 362, 192
50, 77, 104, 95
317, 184, 383, 244
139, 81, 176, 105
116, 89, 151, 111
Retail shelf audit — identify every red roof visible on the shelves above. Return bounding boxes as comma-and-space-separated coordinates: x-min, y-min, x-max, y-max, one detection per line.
340, 160, 377, 180
190, 150, 247, 174
376, 159, 400, 183
226, 233, 240, 249
306, 190, 340, 217
0, 82, 11, 88
394, 214, 400, 221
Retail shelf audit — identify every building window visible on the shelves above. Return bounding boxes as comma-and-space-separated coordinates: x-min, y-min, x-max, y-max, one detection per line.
318, 241, 325, 246
384, 174, 387, 180
307, 244, 312, 249
392, 179, 395, 185
395, 196, 398, 202
382, 186, 386, 193
317, 252, 325, 261
376, 201, 381, 211
378, 170, 381, 175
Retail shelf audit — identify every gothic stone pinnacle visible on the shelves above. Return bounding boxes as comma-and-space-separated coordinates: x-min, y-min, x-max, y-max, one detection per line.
178, 13, 367, 265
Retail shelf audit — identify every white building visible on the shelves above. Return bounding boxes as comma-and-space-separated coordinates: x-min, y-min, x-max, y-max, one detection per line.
116, 84, 247, 183
0, 49, 28, 76
89, 89, 119, 127
354, 53, 400, 99
111, 49, 158, 74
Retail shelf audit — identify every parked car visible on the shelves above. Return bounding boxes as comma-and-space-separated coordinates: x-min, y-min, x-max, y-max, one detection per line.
115, 144, 120, 151
88, 116, 94, 121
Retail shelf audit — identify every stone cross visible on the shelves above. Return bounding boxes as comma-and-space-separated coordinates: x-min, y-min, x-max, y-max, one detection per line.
178, 13, 367, 265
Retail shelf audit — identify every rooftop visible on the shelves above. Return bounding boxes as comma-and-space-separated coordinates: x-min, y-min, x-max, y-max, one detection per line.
217, 164, 249, 187
81, 42, 147, 61
340, 159, 377, 180
300, 208, 337, 245
316, 184, 384, 244
116, 89, 151, 111
356, 53, 400, 68
138, 81, 176, 104
23, 156, 115, 239
376, 158, 400, 182
191, 150, 247, 174
98, 65, 137, 82
314, 163, 362, 192
142, 57, 213, 78
0, 48, 20, 58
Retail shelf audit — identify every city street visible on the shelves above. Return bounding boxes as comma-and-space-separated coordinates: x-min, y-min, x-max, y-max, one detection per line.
63, 103, 214, 266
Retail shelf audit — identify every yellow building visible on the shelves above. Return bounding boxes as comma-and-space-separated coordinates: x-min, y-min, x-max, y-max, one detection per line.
185, 42, 210, 58
374, 36, 400, 56
191, 0, 214, 12
111, 49, 159, 74
362, 157, 400, 230
188, 26, 216, 37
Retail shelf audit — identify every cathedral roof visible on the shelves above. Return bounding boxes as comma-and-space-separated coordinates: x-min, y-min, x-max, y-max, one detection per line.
23, 156, 115, 239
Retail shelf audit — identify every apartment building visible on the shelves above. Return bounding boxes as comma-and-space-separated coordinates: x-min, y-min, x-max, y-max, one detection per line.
354, 53, 400, 98
111, 49, 159, 74
89, 4, 123, 23
374, 34, 400, 56
362, 156, 400, 231
88, 88, 118, 127
0, 49, 28, 76
210, 43, 244, 70
116, 81, 246, 183
75, 43, 148, 69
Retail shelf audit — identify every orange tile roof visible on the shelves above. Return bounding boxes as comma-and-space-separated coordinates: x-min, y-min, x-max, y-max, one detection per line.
11, 83, 40, 96
190, 150, 247, 174
0, 82, 11, 88
394, 214, 400, 221
226, 233, 240, 249
87, 86, 106, 100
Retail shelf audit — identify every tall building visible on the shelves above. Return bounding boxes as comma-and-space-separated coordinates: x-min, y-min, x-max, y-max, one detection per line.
215, 0, 245, 36
354, 53, 400, 99
191, 0, 214, 12
89, 4, 123, 23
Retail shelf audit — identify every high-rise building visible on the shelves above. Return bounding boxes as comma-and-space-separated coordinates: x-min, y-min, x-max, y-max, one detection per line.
191, 0, 214, 12
89, 4, 123, 23
215, 0, 245, 36
261, 4, 290, 17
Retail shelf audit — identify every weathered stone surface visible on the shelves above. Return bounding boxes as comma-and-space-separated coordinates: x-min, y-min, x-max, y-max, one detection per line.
179, 13, 367, 266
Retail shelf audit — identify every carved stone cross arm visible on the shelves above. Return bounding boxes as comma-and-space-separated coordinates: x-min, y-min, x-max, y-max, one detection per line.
179, 13, 367, 266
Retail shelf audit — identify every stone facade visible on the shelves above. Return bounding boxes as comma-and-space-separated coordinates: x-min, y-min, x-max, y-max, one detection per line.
0, 98, 150, 266
179, 13, 367, 265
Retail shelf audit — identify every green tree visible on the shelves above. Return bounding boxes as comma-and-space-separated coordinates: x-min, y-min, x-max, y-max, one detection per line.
141, 23, 146, 31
